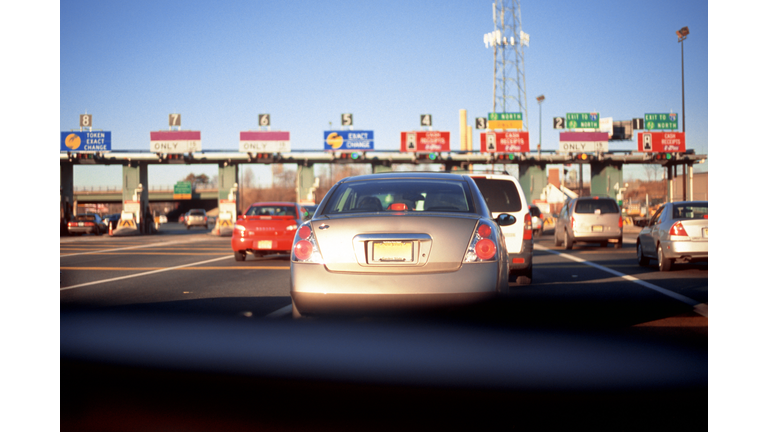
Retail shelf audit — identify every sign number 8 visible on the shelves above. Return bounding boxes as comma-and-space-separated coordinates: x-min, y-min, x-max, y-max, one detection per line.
80, 114, 92, 127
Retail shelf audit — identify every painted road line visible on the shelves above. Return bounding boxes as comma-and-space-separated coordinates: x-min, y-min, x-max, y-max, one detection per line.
60, 238, 219, 258
61, 266, 290, 271
534, 244, 708, 317
266, 304, 292, 318
60, 256, 231, 291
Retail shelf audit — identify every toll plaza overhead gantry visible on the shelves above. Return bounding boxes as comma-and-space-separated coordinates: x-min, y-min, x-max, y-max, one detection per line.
61, 150, 707, 234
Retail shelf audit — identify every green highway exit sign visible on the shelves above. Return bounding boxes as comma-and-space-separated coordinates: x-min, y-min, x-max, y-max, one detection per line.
644, 113, 678, 130
488, 112, 522, 121
174, 181, 192, 199
566, 113, 600, 129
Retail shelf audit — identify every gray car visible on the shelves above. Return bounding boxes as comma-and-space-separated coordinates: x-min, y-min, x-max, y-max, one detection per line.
554, 196, 623, 249
636, 201, 708, 271
290, 172, 515, 318
183, 209, 208, 229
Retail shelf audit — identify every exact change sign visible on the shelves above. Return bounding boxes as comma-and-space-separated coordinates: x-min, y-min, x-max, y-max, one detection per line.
324, 130, 374, 151
644, 113, 678, 130
566, 113, 600, 129
61, 131, 111, 152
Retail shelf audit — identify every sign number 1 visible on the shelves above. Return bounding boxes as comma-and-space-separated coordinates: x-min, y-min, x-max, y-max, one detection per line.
169, 114, 181, 127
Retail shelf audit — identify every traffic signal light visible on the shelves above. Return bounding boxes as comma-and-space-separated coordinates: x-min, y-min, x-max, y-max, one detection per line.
72, 152, 97, 164
417, 152, 440, 162
495, 153, 516, 162
335, 152, 364, 163
574, 153, 592, 162
653, 153, 673, 161
163, 153, 186, 164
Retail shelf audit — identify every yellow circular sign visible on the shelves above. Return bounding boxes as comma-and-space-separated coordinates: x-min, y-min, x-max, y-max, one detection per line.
326, 132, 344, 149
65, 133, 81, 150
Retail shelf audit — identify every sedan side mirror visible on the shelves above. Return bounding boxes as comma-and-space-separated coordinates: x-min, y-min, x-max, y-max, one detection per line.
496, 214, 516, 226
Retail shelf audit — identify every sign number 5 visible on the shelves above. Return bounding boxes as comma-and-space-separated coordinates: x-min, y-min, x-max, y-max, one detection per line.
341, 113, 353, 126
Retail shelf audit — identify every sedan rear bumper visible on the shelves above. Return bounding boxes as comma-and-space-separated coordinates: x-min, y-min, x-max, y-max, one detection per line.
662, 240, 708, 260
291, 261, 503, 315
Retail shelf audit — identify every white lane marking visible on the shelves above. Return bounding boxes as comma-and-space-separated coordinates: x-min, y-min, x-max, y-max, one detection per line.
266, 304, 292, 318
60, 237, 218, 258
60, 256, 231, 291
534, 244, 708, 317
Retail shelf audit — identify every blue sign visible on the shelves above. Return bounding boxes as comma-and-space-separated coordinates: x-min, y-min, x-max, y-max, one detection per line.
61, 131, 111, 152
324, 130, 374, 151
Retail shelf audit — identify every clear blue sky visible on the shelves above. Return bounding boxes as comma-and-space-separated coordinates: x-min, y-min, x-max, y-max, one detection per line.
57, 0, 708, 188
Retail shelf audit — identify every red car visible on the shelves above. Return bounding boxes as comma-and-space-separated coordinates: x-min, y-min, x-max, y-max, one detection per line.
232, 202, 307, 261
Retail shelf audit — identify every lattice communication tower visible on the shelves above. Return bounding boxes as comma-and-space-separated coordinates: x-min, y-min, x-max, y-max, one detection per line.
485, 0, 529, 130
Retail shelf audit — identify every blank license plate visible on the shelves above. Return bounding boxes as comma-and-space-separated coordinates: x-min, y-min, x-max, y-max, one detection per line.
256, 240, 273, 249
592, 225, 603, 232
372, 241, 413, 263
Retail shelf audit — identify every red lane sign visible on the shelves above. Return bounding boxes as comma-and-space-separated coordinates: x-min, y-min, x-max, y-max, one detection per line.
480, 131, 530, 153
239, 131, 291, 152
637, 132, 686, 153
400, 131, 451, 152
150, 131, 202, 153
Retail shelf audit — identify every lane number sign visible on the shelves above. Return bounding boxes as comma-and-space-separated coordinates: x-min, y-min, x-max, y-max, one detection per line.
80, 114, 92, 128
553, 117, 565, 129
259, 114, 271, 127
421, 114, 432, 127
476, 117, 488, 129
341, 113, 353, 126
632, 118, 644, 130
169, 113, 181, 127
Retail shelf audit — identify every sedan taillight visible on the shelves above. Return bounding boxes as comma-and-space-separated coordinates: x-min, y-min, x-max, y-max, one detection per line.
464, 222, 499, 262
670, 221, 688, 237
292, 222, 323, 263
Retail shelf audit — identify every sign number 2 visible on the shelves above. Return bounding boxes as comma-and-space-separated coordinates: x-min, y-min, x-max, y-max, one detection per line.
553, 117, 565, 129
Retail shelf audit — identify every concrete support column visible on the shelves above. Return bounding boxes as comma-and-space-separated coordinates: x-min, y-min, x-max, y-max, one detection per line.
60, 161, 74, 229
122, 162, 149, 231
218, 163, 239, 212
519, 162, 547, 205
590, 161, 623, 201
667, 165, 674, 203
296, 165, 316, 204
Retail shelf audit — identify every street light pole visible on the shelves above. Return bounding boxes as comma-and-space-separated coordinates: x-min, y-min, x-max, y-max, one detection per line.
677, 26, 689, 200
536, 95, 545, 158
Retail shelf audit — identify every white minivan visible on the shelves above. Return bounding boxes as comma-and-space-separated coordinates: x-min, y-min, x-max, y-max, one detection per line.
470, 174, 533, 285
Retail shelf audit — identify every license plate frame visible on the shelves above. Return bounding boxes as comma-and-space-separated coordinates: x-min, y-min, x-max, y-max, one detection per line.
371, 241, 414, 263
256, 240, 273, 249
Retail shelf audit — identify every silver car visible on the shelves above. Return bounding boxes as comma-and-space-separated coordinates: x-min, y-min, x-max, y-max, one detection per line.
636, 201, 708, 271
290, 172, 515, 318
554, 196, 623, 249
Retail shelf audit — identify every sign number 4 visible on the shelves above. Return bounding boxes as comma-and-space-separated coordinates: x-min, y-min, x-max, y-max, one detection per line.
421, 115, 432, 127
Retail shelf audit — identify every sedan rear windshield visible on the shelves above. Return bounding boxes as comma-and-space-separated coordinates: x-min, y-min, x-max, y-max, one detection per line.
574, 199, 619, 214
75, 215, 98, 221
246, 206, 297, 217
672, 203, 708, 220
324, 179, 475, 214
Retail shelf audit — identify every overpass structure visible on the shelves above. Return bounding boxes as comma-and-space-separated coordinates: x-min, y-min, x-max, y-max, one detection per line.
60, 149, 707, 233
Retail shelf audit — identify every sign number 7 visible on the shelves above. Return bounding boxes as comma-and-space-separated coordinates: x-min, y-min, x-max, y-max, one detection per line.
169, 114, 181, 127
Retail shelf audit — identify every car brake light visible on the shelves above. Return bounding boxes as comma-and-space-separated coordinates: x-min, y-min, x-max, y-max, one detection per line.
571, 215, 575, 229
464, 222, 499, 262
523, 213, 532, 240
670, 221, 688, 237
618, 216, 623, 229
292, 222, 323, 263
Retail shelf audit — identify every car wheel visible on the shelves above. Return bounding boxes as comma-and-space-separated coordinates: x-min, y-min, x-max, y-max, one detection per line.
234, 251, 246, 262
637, 242, 650, 266
657, 244, 672, 272
564, 232, 573, 250
553, 228, 563, 246
292, 298, 302, 319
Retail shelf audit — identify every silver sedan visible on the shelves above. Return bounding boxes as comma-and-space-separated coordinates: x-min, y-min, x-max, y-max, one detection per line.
636, 201, 708, 271
290, 172, 515, 318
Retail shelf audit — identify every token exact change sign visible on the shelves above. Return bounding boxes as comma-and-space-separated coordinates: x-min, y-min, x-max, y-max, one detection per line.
150, 131, 202, 153
324, 130, 374, 151
61, 131, 111, 152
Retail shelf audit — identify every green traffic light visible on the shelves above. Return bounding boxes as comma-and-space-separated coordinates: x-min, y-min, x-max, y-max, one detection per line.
429, 153, 437, 161
351, 152, 359, 160
665, 153, 672, 160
